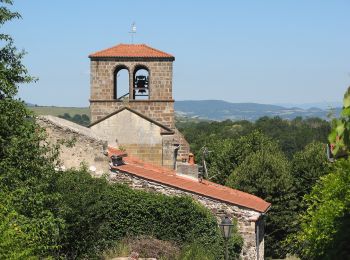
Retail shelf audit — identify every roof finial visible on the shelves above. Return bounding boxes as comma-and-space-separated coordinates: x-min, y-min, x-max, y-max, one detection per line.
129, 22, 136, 44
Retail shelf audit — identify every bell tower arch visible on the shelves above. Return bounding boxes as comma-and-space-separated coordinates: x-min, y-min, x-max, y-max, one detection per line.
89, 44, 175, 129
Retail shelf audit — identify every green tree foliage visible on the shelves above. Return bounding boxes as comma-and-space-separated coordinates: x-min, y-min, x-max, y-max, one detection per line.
0, 2, 242, 259
0, 1, 63, 257
177, 112, 331, 258
204, 131, 279, 184
291, 142, 331, 200
176, 116, 330, 159
0, 0, 35, 99
288, 88, 350, 259
58, 113, 90, 126
284, 142, 332, 240
55, 169, 243, 259
226, 145, 295, 258
289, 159, 350, 259
329, 86, 350, 155
0, 193, 36, 259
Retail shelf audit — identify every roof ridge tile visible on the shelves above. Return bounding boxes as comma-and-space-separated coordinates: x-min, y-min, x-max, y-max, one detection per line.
108, 147, 271, 213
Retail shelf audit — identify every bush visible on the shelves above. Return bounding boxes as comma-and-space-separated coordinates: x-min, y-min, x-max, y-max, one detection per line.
178, 242, 215, 260
107, 236, 180, 259
289, 159, 350, 259
55, 169, 242, 259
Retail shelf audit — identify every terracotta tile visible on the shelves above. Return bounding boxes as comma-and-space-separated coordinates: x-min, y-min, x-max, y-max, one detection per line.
109, 147, 271, 213
89, 44, 174, 58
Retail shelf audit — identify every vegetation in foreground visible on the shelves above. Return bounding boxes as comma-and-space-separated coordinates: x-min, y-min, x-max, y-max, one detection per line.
2, 0, 350, 259
0, 1, 242, 259
177, 94, 350, 259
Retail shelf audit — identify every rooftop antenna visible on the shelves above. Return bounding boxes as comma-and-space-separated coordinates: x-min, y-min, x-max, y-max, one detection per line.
129, 22, 136, 43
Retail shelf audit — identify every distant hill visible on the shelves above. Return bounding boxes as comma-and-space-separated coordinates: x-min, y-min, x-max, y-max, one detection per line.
28, 106, 90, 117
273, 102, 342, 110
27, 101, 341, 122
175, 100, 341, 121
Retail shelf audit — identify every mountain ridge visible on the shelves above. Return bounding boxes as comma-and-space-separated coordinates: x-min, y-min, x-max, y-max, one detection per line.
174, 100, 340, 121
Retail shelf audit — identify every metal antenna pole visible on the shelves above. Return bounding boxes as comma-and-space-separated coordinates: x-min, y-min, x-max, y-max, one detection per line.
129, 22, 136, 43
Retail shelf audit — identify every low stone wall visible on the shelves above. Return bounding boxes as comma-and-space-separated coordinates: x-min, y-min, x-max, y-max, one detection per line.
174, 128, 190, 161
37, 116, 110, 176
109, 171, 264, 260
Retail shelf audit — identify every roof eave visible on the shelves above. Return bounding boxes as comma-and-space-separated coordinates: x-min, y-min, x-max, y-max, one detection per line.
113, 166, 271, 213
88, 56, 175, 62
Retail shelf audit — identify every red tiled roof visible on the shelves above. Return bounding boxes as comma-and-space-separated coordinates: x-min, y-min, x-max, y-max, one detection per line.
108, 147, 271, 213
89, 44, 174, 59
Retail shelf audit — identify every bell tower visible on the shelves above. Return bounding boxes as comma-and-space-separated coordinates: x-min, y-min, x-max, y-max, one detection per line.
89, 44, 175, 129
88, 43, 189, 168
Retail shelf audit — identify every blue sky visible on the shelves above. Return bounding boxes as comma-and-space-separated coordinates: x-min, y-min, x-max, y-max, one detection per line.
5, 0, 350, 107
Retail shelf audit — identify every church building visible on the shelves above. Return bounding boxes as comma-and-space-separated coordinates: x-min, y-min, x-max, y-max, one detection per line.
88, 44, 190, 168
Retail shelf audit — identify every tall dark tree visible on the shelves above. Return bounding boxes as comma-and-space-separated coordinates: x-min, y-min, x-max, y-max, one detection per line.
0, 1, 63, 257
226, 142, 296, 258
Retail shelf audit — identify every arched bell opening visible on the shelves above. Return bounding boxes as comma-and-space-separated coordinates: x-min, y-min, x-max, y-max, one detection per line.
133, 65, 150, 100
114, 66, 130, 100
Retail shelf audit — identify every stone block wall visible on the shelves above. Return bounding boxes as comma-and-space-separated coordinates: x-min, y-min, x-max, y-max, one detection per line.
110, 171, 265, 260
37, 116, 110, 176
90, 100, 174, 129
173, 128, 190, 161
90, 60, 173, 101
90, 59, 174, 129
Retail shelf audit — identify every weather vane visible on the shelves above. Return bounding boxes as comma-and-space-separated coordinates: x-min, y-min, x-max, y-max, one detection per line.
129, 22, 136, 43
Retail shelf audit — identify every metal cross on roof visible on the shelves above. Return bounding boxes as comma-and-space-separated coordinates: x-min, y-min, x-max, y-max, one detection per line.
129, 22, 136, 43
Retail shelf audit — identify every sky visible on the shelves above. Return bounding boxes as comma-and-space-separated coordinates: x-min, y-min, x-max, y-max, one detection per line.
4, 0, 350, 107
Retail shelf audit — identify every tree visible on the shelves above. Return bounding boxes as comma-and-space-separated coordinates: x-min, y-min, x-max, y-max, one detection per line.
289, 159, 350, 259
291, 142, 331, 200
226, 142, 296, 258
0, 0, 34, 99
204, 131, 280, 184
329, 86, 350, 156
288, 88, 350, 259
0, 1, 63, 257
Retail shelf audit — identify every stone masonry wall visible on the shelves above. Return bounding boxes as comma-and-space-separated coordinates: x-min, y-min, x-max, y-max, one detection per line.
90, 100, 174, 129
90, 60, 173, 101
174, 128, 190, 161
37, 116, 110, 176
90, 59, 174, 129
110, 171, 265, 260
89, 108, 176, 168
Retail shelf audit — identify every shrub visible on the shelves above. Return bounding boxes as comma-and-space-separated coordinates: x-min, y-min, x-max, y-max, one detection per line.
178, 242, 215, 260
55, 169, 243, 259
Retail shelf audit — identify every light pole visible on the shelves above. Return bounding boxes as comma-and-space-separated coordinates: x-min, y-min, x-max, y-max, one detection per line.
219, 216, 233, 260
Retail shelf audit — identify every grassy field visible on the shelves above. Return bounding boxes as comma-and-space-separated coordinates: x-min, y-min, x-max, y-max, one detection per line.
28, 106, 90, 117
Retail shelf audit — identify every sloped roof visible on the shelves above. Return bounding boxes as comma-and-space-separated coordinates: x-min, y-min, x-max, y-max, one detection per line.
108, 147, 271, 213
89, 44, 174, 60
89, 107, 174, 135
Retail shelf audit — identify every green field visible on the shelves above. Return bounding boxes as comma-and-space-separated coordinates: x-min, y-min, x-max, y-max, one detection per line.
28, 106, 90, 117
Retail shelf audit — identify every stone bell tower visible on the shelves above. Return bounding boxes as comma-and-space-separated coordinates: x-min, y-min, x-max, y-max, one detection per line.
88, 43, 189, 168
89, 44, 175, 129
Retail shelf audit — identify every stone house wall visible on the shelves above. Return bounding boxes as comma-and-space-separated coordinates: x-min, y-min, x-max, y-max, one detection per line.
110, 170, 265, 260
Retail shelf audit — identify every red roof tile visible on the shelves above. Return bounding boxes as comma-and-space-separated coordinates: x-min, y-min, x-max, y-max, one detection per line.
89, 44, 174, 59
108, 147, 271, 213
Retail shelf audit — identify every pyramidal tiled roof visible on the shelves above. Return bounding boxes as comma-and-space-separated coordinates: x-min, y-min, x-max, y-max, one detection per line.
89, 44, 174, 60
108, 147, 271, 213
